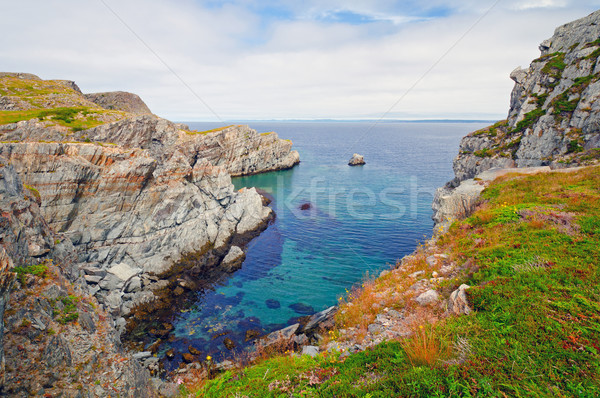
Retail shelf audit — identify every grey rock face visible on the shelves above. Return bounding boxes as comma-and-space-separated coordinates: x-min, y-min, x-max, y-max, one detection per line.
221, 246, 245, 271
0, 249, 16, 391
450, 10, 600, 184
85, 91, 152, 115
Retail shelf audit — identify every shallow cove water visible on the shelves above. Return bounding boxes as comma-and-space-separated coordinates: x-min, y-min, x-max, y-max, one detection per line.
162, 121, 487, 369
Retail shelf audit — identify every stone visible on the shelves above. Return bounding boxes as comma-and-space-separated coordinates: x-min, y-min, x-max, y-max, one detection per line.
348, 153, 365, 166
188, 345, 201, 355
78, 310, 96, 333
85, 91, 152, 115
215, 360, 235, 371
415, 290, 440, 306
293, 334, 309, 346
108, 263, 140, 282
222, 246, 245, 271
182, 353, 196, 363
409, 271, 424, 278
125, 276, 142, 293
367, 324, 384, 334
245, 329, 262, 342
387, 309, 402, 318
43, 336, 72, 367
223, 338, 236, 350
448, 284, 472, 315
301, 345, 319, 357
302, 306, 336, 333
82, 266, 107, 278
289, 302, 315, 315
265, 299, 281, 309
263, 323, 300, 347
165, 348, 175, 359
133, 351, 152, 360
84, 275, 102, 284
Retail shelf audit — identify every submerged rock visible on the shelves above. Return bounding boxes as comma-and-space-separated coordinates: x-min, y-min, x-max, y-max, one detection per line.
348, 153, 365, 166
289, 302, 315, 315
265, 299, 281, 309
223, 338, 236, 350
299, 202, 312, 211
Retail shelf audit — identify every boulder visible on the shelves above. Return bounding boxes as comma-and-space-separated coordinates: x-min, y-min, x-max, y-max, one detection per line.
222, 246, 245, 271
348, 153, 365, 166
301, 345, 319, 357
447, 284, 472, 315
414, 290, 439, 306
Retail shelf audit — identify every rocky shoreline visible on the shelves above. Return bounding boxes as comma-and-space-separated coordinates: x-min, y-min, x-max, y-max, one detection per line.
0, 73, 300, 395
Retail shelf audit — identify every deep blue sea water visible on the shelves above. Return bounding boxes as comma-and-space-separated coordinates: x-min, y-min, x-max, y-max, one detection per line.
162, 121, 487, 366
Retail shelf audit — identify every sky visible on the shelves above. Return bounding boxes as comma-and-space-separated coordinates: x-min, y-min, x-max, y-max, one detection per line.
2, 1, 600, 121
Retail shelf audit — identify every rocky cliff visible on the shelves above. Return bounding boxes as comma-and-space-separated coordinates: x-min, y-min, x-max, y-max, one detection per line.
434, 11, 600, 228
85, 91, 152, 115
0, 161, 158, 397
0, 74, 299, 331
0, 73, 300, 393
451, 10, 600, 185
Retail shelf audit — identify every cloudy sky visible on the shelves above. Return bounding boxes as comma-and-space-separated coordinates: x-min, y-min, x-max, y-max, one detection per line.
2, 1, 600, 121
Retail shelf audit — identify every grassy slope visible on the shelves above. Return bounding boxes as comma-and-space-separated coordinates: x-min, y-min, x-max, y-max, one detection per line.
0, 76, 127, 131
189, 167, 600, 397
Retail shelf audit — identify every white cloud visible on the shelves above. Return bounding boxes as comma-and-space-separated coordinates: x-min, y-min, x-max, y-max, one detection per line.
0, 1, 599, 120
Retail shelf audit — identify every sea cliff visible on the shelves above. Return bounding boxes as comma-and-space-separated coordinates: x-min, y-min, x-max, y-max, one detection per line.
0, 73, 299, 395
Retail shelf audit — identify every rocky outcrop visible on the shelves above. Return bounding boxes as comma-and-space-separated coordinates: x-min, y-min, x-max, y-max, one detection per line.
0, 161, 157, 397
85, 91, 152, 115
434, 11, 600, 227
450, 10, 600, 185
348, 153, 365, 166
0, 249, 15, 391
0, 72, 299, 326
0, 140, 272, 324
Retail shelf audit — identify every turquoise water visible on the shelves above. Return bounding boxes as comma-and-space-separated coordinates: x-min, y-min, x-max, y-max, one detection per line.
164, 121, 487, 366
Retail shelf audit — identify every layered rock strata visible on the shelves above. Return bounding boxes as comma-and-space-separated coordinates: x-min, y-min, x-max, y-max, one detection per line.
0, 161, 157, 396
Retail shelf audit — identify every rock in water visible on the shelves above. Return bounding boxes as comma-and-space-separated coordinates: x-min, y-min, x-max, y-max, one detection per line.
348, 153, 365, 166
265, 299, 281, 309
289, 302, 315, 315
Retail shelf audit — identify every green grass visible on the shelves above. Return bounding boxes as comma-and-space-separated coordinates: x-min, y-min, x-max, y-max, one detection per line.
510, 108, 546, 134
0, 106, 120, 131
191, 166, 600, 397
541, 52, 566, 79
473, 148, 492, 158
